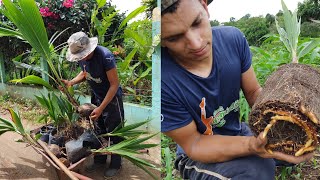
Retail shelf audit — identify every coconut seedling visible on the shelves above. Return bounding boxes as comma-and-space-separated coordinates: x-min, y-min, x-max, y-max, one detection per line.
249, 0, 320, 156
0, 108, 41, 148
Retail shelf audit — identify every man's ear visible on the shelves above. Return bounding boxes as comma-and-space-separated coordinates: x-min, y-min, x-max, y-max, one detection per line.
200, 0, 210, 18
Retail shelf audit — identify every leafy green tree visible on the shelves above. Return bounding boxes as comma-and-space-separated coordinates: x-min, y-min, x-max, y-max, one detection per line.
210, 19, 220, 26
241, 13, 251, 20
298, 0, 320, 22
240, 17, 269, 46
141, 0, 157, 19
300, 21, 320, 37
230, 17, 236, 22
265, 13, 275, 27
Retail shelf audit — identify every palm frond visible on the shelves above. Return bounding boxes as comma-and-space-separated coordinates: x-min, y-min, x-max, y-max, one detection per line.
100, 119, 151, 139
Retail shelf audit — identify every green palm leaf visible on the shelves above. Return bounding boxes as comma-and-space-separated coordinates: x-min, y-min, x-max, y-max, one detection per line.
2, 0, 78, 107
0, 27, 23, 38
126, 143, 158, 151
8, 108, 25, 135
298, 39, 320, 59
0, 124, 15, 131
112, 119, 150, 134
10, 75, 54, 91
0, 116, 15, 128
100, 120, 151, 139
118, 6, 146, 30
111, 149, 156, 168
127, 157, 159, 180
2, 0, 50, 60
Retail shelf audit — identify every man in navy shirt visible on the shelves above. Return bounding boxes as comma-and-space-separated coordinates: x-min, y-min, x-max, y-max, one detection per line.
161, 0, 313, 179
63, 31, 124, 178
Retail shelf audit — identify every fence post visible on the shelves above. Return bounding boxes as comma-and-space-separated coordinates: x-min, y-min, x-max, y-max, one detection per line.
0, 52, 6, 83
40, 57, 49, 83
151, 4, 161, 130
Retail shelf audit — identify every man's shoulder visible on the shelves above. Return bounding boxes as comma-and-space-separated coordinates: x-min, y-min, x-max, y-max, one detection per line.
95, 45, 112, 55
94, 45, 115, 64
212, 26, 242, 35
212, 26, 245, 41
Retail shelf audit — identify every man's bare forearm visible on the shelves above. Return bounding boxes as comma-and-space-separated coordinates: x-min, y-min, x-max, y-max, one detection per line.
187, 134, 254, 163
70, 71, 85, 86
164, 121, 259, 164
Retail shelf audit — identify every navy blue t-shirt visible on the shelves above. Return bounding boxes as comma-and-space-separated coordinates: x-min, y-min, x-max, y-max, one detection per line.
78, 45, 121, 101
161, 26, 252, 154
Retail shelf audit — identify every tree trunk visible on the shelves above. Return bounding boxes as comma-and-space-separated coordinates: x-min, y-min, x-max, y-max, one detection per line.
249, 63, 320, 156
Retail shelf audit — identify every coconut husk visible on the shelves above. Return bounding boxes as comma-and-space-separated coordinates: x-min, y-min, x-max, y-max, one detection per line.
249, 63, 320, 156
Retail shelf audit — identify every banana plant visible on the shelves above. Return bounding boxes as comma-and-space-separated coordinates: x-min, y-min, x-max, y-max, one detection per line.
93, 120, 160, 179
275, 0, 320, 63
0, 0, 78, 107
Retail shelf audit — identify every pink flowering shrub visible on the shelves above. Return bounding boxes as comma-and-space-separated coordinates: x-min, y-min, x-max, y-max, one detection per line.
36, 0, 125, 46
36, 0, 96, 32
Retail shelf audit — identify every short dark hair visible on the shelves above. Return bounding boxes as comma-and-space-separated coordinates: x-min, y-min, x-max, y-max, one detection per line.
161, 0, 204, 16
161, 0, 181, 16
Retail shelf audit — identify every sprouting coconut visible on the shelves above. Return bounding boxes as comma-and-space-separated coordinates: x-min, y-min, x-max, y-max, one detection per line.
249, 63, 320, 156
249, 0, 320, 156
77, 103, 97, 119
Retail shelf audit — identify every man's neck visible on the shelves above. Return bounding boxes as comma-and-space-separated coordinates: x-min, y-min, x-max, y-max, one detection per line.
174, 54, 213, 78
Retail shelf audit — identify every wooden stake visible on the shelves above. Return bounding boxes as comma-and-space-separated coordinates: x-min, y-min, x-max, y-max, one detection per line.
37, 140, 79, 180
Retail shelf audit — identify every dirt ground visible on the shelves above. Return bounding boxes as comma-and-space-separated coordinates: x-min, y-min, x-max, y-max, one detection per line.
0, 110, 161, 180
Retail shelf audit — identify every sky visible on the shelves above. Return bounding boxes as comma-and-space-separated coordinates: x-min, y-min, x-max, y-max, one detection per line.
209, 0, 304, 22
110, 0, 145, 22
109, 0, 304, 22
110, 0, 143, 15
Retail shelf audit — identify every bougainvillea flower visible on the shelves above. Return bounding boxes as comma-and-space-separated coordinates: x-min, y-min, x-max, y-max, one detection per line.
63, 0, 74, 8
39, 7, 53, 17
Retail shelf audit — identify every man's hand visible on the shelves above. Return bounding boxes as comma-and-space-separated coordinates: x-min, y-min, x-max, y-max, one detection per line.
59, 79, 72, 92
61, 79, 72, 87
90, 107, 103, 121
249, 132, 314, 164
